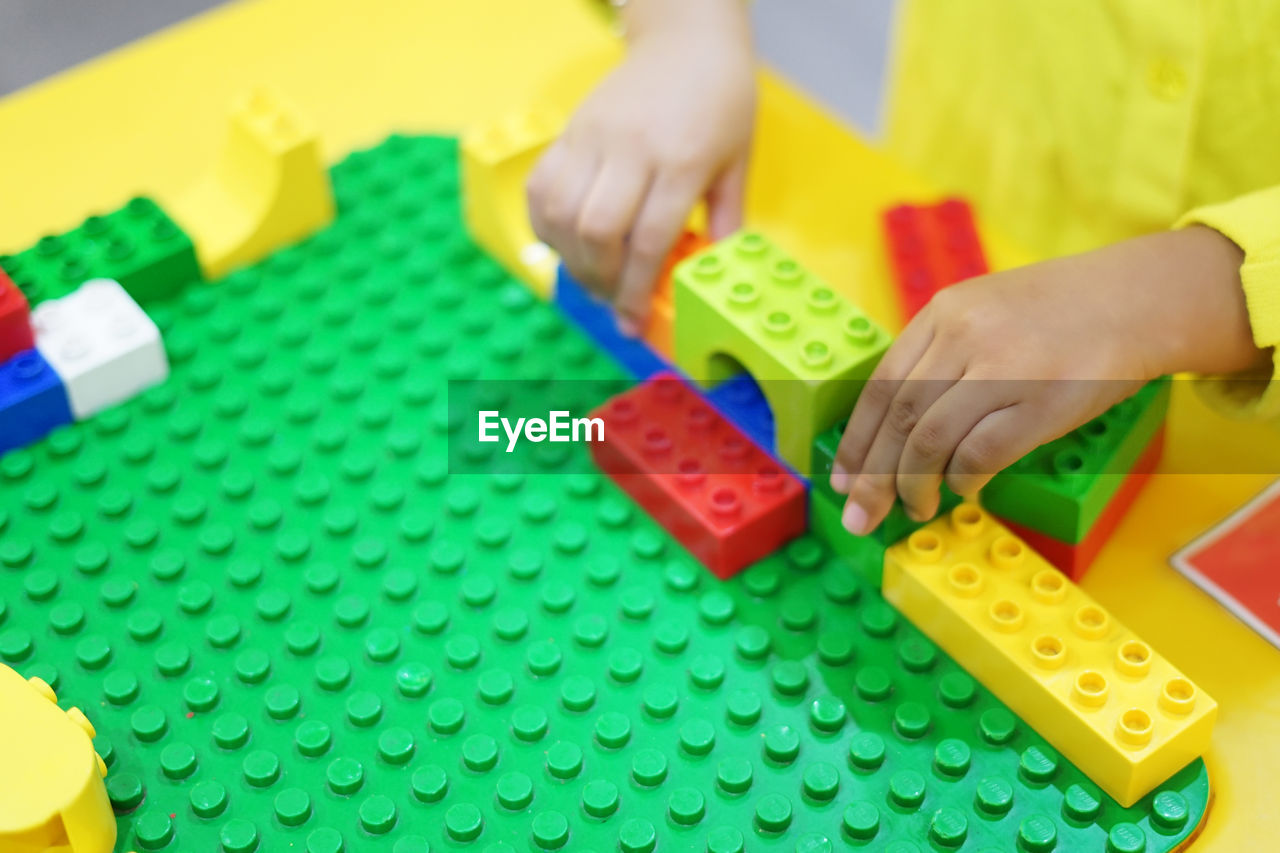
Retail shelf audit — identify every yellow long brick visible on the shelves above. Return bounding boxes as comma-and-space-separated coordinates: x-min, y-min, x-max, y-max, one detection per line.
883, 503, 1216, 806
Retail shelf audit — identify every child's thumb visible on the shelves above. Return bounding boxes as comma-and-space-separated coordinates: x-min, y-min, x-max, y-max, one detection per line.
705, 158, 748, 240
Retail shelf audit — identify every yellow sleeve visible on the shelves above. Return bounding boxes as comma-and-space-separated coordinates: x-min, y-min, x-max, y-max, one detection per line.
1176, 186, 1280, 418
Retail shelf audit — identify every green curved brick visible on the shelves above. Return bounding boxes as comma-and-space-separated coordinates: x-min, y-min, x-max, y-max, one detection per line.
0, 134, 1207, 852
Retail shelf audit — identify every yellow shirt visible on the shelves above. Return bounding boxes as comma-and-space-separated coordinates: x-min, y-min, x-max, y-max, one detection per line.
886, 0, 1280, 412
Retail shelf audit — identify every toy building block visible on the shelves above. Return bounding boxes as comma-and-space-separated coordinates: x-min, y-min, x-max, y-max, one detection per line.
0, 197, 199, 307
555, 232, 711, 379
644, 230, 710, 359
810, 417, 962, 546
461, 109, 562, 297
1000, 428, 1165, 580
0, 665, 115, 853
884, 504, 1217, 806
809, 488, 887, 581
807, 440, 959, 586
0, 349, 73, 453
591, 372, 806, 578
0, 268, 34, 362
555, 263, 669, 380
705, 371, 775, 454
673, 231, 890, 476
982, 379, 1170, 543
882, 198, 988, 319
173, 88, 334, 279
33, 279, 168, 418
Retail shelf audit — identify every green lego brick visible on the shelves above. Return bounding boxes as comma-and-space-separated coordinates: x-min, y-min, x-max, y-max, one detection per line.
0, 196, 200, 306
810, 419, 962, 548
673, 231, 890, 476
809, 488, 886, 584
0, 134, 1209, 853
981, 379, 1170, 543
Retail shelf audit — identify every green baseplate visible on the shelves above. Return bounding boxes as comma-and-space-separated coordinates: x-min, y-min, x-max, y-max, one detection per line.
0, 135, 1208, 853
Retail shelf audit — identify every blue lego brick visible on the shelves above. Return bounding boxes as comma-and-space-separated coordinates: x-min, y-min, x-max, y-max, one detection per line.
705, 371, 775, 453
554, 264, 669, 380
0, 348, 73, 453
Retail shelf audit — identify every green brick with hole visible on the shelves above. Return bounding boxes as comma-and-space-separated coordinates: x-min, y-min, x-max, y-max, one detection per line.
673, 231, 890, 476
0, 196, 200, 306
810, 419, 963, 558
809, 487, 887, 582
981, 379, 1170, 542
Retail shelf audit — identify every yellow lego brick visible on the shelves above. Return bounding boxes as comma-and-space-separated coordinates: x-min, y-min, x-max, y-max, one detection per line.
673, 231, 890, 475
461, 109, 563, 297
883, 504, 1217, 806
172, 88, 334, 279
0, 665, 115, 853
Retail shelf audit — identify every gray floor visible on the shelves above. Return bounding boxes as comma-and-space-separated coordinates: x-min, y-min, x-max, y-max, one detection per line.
0, 0, 227, 96
0, 0, 893, 135
754, 0, 895, 135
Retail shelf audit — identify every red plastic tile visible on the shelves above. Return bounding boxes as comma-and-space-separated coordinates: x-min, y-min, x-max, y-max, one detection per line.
1172, 477, 1280, 649
590, 372, 807, 578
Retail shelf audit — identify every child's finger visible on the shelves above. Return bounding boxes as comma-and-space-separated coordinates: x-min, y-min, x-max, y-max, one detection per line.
527, 141, 571, 245
613, 170, 704, 333
839, 357, 960, 534
528, 147, 601, 288
576, 160, 653, 291
896, 381, 1017, 521
944, 403, 1041, 497
830, 320, 935, 494
705, 156, 748, 240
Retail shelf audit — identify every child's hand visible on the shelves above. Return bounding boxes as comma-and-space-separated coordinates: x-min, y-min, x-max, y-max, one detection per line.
829, 226, 1262, 534
526, 0, 755, 334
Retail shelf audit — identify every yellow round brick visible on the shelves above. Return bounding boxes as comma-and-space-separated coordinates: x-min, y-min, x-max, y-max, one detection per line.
0, 664, 116, 853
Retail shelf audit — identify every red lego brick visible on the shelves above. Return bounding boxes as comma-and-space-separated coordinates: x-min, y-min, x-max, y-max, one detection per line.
999, 427, 1165, 580
882, 198, 989, 319
590, 372, 807, 578
0, 269, 34, 363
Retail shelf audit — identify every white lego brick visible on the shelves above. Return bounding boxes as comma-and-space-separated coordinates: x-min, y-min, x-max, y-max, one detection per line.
33, 279, 168, 418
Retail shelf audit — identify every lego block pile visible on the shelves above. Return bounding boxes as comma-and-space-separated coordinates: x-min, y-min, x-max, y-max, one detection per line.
0, 267, 172, 454
568, 230, 892, 577
0, 197, 193, 454
546, 192, 1169, 583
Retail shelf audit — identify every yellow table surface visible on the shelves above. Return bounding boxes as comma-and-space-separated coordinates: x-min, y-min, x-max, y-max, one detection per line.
2, 1, 1278, 848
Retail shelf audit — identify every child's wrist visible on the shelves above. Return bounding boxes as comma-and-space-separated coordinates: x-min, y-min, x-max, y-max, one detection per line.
624, 0, 750, 50
1127, 226, 1258, 378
